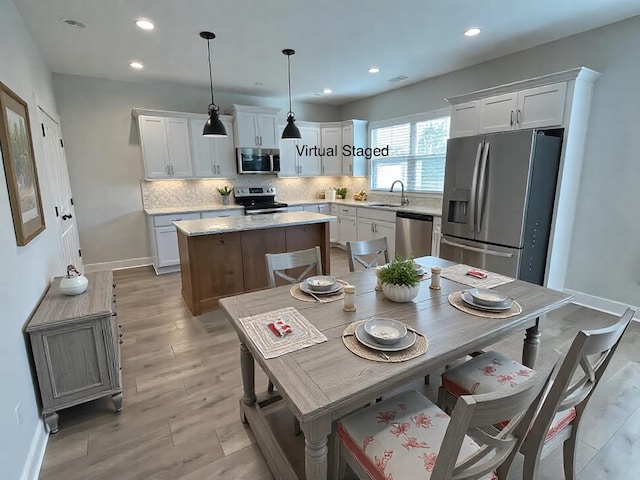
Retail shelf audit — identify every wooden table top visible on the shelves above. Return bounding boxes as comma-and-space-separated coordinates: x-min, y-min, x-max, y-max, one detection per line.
219, 257, 572, 423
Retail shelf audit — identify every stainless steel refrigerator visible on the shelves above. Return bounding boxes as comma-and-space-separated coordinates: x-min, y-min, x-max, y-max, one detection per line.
440, 129, 563, 285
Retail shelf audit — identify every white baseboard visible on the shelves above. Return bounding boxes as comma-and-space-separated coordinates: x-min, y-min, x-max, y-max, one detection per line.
20, 422, 48, 480
564, 288, 639, 321
84, 257, 152, 273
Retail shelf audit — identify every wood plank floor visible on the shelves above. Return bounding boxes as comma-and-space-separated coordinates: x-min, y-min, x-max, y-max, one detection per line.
39, 247, 640, 479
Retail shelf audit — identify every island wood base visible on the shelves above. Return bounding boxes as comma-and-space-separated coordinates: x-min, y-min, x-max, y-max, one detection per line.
178, 222, 330, 315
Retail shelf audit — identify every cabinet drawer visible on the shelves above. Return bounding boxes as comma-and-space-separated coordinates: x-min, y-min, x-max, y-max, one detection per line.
201, 209, 242, 219
336, 205, 357, 217
153, 212, 200, 227
357, 207, 396, 223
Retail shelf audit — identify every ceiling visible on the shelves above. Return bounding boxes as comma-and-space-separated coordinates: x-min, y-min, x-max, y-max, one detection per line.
13, 0, 640, 106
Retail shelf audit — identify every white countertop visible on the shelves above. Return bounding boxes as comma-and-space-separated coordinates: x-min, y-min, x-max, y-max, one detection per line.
144, 199, 441, 217
174, 211, 334, 236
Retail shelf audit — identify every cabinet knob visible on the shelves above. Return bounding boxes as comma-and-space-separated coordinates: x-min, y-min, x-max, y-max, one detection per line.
112, 312, 117, 317
119, 333, 123, 338
119, 340, 123, 344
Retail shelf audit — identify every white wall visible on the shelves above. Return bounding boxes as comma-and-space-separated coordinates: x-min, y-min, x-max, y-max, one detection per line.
51, 74, 341, 265
341, 15, 640, 311
0, 0, 62, 478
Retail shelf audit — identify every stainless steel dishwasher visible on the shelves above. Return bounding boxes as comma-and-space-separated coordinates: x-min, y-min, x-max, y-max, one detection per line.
395, 211, 434, 258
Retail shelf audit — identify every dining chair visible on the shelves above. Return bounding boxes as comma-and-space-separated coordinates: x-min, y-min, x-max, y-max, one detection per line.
263, 246, 324, 431
265, 246, 323, 288
334, 354, 559, 480
346, 237, 390, 272
437, 307, 635, 480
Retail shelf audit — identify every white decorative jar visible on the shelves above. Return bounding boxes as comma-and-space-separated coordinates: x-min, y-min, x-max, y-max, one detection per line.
59, 265, 89, 296
381, 283, 420, 303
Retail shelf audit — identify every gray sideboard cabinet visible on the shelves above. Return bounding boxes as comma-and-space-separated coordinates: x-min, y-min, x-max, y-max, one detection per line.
26, 270, 122, 433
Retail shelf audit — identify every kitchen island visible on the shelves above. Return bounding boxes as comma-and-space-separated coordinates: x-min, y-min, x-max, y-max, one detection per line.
174, 211, 333, 315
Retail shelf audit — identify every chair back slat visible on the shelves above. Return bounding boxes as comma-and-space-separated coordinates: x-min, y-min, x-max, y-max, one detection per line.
346, 237, 390, 272
265, 246, 323, 288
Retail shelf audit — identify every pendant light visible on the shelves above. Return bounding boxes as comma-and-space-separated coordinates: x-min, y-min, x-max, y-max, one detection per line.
281, 49, 301, 139
200, 31, 227, 137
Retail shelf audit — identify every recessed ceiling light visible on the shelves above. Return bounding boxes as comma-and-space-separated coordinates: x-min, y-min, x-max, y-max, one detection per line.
136, 19, 155, 30
59, 18, 86, 28
464, 27, 481, 37
323, 88, 332, 94
129, 62, 144, 69
368, 67, 380, 74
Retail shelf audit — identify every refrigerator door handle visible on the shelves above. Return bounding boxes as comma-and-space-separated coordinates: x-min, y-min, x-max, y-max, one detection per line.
441, 236, 514, 258
476, 141, 490, 234
468, 141, 483, 234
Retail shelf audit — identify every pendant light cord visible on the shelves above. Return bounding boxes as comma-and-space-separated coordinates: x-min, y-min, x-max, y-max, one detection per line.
207, 39, 216, 111
287, 54, 293, 115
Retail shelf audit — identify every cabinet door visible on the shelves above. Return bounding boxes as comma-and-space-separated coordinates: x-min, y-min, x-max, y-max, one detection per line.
287, 205, 305, 212
479, 93, 518, 134
278, 137, 299, 176
516, 82, 566, 129
165, 117, 193, 177
299, 126, 322, 176
357, 218, 374, 242
235, 111, 259, 148
138, 116, 170, 178
213, 118, 236, 177
257, 113, 279, 148
321, 127, 342, 175
339, 215, 357, 244
450, 101, 479, 138
374, 221, 395, 258
190, 117, 215, 177
341, 123, 353, 175
156, 226, 180, 267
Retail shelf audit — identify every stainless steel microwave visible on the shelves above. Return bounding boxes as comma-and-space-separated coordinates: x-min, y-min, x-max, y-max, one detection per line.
236, 149, 280, 174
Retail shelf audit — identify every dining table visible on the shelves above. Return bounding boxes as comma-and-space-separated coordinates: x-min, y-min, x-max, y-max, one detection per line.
218, 256, 573, 480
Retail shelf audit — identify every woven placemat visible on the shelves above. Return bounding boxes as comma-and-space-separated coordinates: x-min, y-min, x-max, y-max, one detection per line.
239, 307, 327, 359
341, 319, 429, 363
290, 279, 348, 303
448, 291, 522, 318
441, 264, 515, 288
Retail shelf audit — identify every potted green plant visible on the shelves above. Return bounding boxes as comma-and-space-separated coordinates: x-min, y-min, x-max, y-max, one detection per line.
336, 186, 347, 199
378, 256, 420, 302
218, 186, 232, 205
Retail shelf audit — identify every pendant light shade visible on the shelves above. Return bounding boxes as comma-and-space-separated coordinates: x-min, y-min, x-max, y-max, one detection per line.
282, 49, 301, 140
200, 31, 227, 137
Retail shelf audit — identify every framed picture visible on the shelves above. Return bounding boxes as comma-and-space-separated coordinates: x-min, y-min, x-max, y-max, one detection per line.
0, 82, 45, 246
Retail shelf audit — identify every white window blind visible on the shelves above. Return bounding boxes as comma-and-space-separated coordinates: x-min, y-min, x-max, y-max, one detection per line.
370, 113, 450, 193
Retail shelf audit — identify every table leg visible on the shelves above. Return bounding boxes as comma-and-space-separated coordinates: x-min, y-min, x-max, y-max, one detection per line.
301, 417, 332, 480
239, 342, 256, 423
522, 315, 545, 368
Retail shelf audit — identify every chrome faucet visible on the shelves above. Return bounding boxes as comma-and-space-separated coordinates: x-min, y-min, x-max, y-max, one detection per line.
390, 180, 409, 206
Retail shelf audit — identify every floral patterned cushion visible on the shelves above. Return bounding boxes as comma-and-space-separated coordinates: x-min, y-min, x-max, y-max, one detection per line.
441, 351, 576, 441
337, 390, 497, 480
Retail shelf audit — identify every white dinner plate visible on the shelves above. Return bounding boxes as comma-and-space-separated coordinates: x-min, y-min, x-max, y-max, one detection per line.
300, 281, 343, 296
468, 288, 508, 306
461, 291, 513, 311
305, 275, 337, 292
355, 324, 417, 352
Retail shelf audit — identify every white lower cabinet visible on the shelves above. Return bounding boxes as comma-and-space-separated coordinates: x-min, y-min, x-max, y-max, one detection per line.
336, 205, 357, 246
356, 207, 396, 257
304, 203, 336, 243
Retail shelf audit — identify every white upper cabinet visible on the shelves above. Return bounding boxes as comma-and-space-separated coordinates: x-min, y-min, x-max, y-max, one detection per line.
479, 93, 519, 133
138, 115, 193, 179
278, 123, 321, 176
449, 81, 568, 137
320, 126, 342, 176
516, 83, 566, 129
341, 120, 368, 176
449, 102, 479, 138
226, 105, 280, 149
190, 116, 236, 178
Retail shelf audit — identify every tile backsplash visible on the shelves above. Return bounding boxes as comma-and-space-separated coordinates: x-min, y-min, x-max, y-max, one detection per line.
141, 177, 442, 211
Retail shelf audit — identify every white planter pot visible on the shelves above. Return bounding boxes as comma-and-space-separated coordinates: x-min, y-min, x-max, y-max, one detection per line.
381, 282, 420, 303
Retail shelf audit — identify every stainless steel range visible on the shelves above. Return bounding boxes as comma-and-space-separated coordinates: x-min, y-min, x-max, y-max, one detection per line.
233, 186, 289, 215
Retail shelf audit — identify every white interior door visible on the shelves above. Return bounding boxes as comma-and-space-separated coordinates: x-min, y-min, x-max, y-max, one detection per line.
38, 107, 83, 272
